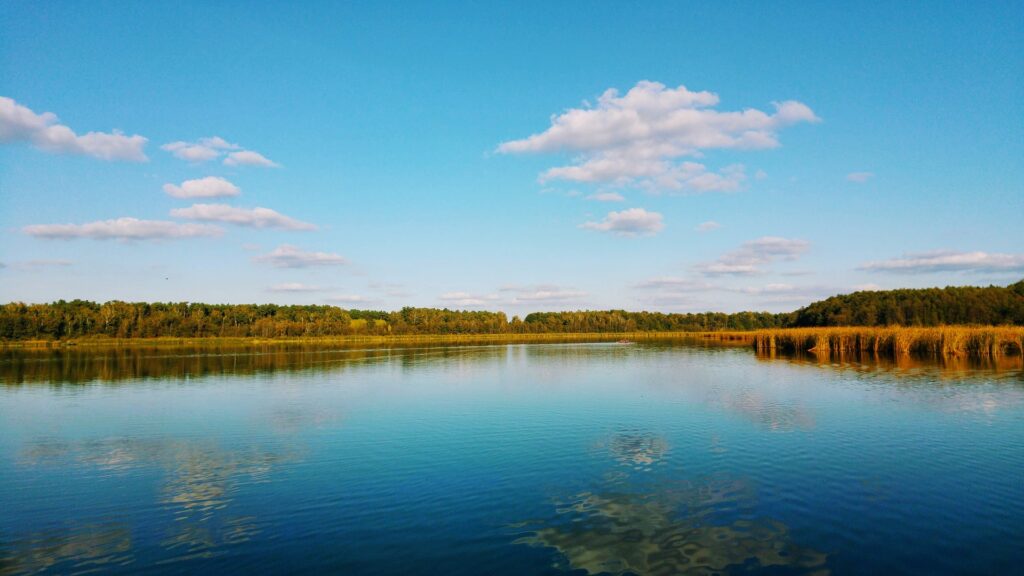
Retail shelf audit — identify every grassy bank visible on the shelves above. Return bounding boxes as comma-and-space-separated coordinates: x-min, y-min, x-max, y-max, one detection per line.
0, 331, 724, 350
4, 327, 1022, 359
748, 326, 1024, 357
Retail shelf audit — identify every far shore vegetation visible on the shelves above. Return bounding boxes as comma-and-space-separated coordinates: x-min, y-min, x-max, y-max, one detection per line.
2, 280, 1022, 359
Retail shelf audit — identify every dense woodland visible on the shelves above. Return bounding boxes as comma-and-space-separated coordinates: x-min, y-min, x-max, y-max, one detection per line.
1, 280, 1021, 341
790, 280, 1024, 327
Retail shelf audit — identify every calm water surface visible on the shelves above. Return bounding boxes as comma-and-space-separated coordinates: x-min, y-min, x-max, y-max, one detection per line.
1, 342, 1022, 575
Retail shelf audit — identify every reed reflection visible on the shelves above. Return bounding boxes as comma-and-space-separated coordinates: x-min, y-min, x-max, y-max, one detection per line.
0, 343, 513, 386
754, 349, 1024, 416
756, 348, 1024, 375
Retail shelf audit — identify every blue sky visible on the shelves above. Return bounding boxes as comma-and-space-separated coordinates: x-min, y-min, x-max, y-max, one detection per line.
1, 1, 1022, 313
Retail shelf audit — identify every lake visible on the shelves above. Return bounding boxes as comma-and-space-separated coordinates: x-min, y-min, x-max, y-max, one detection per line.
1, 341, 1022, 575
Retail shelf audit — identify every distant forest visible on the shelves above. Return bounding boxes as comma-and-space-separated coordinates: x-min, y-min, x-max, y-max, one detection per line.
1, 280, 1022, 340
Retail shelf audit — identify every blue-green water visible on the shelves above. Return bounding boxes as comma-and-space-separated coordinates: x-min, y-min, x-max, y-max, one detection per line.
1, 342, 1022, 575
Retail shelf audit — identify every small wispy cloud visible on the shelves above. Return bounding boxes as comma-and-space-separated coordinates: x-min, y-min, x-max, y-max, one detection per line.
171, 204, 316, 230
163, 176, 241, 199
326, 294, 377, 305
268, 282, 323, 293
161, 136, 238, 162
162, 136, 278, 167
23, 218, 221, 240
438, 291, 501, 307
846, 171, 874, 183
581, 208, 664, 236
586, 192, 626, 202
224, 150, 279, 167
695, 220, 721, 232
859, 251, 1024, 274
256, 245, 348, 268
634, 277, 715, 291
500, 284, 587, 303
0, 96, 148, 161
696, 236, 809, 276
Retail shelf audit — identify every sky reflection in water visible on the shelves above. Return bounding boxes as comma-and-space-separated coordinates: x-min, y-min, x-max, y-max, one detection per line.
1, 342, 1022, 575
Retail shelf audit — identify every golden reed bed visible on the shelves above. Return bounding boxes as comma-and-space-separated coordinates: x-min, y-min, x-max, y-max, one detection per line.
739, 326, 1024, 358
5, 327, 1023, 360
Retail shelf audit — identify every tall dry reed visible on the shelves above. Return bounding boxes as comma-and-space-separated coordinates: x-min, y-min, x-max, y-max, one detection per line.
745, 326, 1024, 358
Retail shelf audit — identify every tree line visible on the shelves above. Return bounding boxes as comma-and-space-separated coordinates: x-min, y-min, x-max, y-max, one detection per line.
1, 280, 1021, 340
789, 280, 1024, 327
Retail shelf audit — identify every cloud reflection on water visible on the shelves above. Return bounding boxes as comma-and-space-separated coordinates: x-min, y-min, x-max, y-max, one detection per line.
518, 479, 829, 576
12, 434, 306, 571
0, 522, 133, 575
519, 428, 830, 575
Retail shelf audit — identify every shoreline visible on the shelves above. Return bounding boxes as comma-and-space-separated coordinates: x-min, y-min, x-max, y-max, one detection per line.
3, 326, 1022, 358
0, 331, 726, 349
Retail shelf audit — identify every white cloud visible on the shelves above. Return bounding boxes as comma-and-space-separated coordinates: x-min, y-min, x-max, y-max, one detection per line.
268, 283, 322, 293
846, 171, 874, 183
733, 283, 799, 295
438, 291, 501, 307
256, 245, 347, 268
859, 251, 1024, 274
695, 220, 722, 232
0, 96, 148, 161
634, 277, 715, 291
500, 284, 587, 303
586, 191, 626, 202
581, 208, 664, 236
634, 277, 830, 310
697, 236, 809, 276
498, 81, 818, 191
852, 283, 883, 291
327, 295, 377, 305
698, 262, 761, 276
634, 292, 711, 310
163, 176, 241, 199
729, 283, 833, 305
543, 159, 747, 193
161, 137, 277, 167
224, 150, 279, 167
23, 218, 221, 240
161, 136, 238, 162
171, 204, 316, 230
